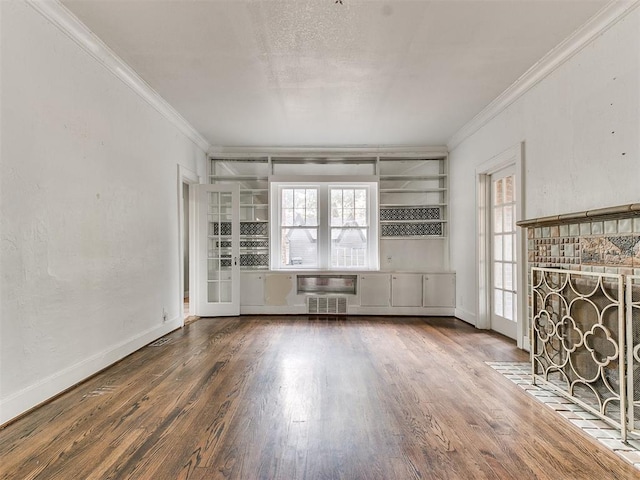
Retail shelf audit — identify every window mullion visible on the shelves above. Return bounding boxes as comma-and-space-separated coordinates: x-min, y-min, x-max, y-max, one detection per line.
318, 185, 329, 269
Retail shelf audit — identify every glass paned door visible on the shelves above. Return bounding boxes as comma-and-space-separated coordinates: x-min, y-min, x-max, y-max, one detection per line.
196, 184, 240, 317
490, 165, 517, 339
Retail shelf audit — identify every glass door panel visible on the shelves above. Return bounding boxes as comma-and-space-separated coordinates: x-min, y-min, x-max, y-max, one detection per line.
491, 165, 517, 339
196, 184, 239, 316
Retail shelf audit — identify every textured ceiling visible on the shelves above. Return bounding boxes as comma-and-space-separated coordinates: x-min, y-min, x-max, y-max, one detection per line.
62, 0, 608, 148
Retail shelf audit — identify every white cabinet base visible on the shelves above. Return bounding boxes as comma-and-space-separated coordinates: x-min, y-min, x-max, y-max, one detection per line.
238, 271, 456, 316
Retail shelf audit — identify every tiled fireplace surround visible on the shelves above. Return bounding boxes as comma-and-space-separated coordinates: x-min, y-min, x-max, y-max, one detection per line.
516, 204, 640, 461
520, 204, 640, 275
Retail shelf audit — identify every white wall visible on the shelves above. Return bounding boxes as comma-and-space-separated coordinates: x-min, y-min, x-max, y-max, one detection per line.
0, 1, 207, 424
449, 8, 640, 326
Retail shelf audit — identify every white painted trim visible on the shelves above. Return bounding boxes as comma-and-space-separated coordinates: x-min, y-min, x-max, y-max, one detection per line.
454, 308, 477, 326
239, 306, 455, 316
0, 317, 182, 425
209, 146, 449, 157
447, 0, 640, 150
350, 307, 455, 316
25, 0, 210, 153
178, 166, 200, 321
475, 144, 526, 348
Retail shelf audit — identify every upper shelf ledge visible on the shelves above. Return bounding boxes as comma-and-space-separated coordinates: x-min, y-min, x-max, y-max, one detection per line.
516, 203, 640, 228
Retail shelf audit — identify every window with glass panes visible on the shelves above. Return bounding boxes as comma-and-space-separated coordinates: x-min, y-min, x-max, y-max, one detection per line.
330, 188, 368, 268
492, 172, 517, 321
280, 188, 318, 268
272, 183, 377, 270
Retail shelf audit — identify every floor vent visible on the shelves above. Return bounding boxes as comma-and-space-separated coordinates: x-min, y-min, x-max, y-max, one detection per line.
307, 296, 348, 314
149, 337, 171, 347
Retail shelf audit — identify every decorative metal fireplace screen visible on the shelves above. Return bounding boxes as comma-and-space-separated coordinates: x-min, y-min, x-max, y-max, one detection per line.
531, 268, 633, 439
628, 275, 640, 437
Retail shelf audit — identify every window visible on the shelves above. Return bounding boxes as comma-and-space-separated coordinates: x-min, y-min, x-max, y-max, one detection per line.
271, 182, 378, 270
280, 188, 318, 268
330, 188, 368, 268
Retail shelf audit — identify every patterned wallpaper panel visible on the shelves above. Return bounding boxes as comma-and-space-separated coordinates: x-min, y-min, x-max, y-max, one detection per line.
380, 207, 440, 221
218, 240, 269, 249
218, 254, 269, 268
212, 222, 269, 236
212, 222, 232, 236
241, 222, 268, 236
381, 223, 443, 237
240, 253, 269, 267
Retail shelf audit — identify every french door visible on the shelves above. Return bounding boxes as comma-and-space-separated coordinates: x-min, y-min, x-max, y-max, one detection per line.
490, 165, 517, 339
195, 184, 240, 317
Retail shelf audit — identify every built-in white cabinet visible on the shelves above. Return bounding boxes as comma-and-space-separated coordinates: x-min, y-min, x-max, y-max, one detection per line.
238, 271, 455, 315
423, 273, 455, 307
391, 274, 423, 307
359, 274, 391, 306
264, 274, 294, 306
240, 273, 265, 306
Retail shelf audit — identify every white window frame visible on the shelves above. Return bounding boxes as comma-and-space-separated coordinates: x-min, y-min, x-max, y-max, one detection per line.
270, 178, 379, 271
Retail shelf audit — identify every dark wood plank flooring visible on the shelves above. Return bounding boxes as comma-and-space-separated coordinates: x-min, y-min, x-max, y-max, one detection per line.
1, 316, 638, 479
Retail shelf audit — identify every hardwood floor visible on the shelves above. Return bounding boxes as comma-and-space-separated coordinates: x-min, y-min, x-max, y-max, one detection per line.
1, 316, 637, 479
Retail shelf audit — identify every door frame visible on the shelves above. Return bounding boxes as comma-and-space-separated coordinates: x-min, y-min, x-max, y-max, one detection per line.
475, 143, 527, 349
178, 165, 200, 321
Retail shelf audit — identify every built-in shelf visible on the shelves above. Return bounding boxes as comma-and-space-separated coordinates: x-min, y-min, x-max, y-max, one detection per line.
379, 174, 446, 181
211, 157, 271, 270
208, 175, 269, 182
208, 154, 449, 265
378, 156, 448, 238
380, 188, 446, 193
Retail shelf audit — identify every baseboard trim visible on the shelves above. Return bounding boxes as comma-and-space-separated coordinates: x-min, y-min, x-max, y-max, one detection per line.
0, 317, 182, 426
454, 308, 477, 327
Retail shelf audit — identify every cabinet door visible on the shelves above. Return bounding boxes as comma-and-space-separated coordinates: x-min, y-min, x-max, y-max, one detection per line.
240, 273, 265, 306
423, 273, 455, 307
264, 274, 294, 306
360, 274, 391, 306
391, 274, 423, 307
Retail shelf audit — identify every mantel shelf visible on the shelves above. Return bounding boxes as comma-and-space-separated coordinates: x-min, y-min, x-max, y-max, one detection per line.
517, 203, 640, 227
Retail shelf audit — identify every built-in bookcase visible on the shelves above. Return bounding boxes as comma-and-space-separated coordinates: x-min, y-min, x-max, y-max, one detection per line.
210, 158, 270, 270
378, 156, 447, 238
210, 154, 449, 270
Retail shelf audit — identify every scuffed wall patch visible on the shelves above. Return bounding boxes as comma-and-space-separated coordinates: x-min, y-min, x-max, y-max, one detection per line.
265, 274, 293, 306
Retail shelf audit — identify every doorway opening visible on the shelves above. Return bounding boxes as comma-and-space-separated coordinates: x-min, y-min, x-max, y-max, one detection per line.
178, 165, 199, 325
183, 182, 190, 320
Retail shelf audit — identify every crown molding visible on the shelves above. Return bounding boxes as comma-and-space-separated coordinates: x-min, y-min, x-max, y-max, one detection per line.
447, 0, 640, 151
207, 145, 449, 158
26, 0, 211, 153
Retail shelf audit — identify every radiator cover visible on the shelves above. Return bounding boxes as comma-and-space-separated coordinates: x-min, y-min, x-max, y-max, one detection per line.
306, 296, 348, 315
